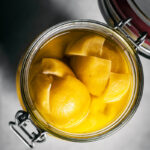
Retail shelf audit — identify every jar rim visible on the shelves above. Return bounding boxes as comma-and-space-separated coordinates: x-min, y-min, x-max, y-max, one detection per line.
19, 19, 144, 141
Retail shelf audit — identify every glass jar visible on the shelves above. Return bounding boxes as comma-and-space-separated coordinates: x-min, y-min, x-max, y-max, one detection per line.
9, 0, 150, 148
10, 20, 144, 148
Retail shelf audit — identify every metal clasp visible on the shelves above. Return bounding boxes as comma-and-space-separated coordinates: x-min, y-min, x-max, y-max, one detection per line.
114, 18, 148, 49
9, 110, 46, 148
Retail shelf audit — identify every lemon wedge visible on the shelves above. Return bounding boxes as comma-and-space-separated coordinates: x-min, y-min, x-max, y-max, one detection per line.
42, 58, 74, 77
104, 73, 131, 103
102, 40, 128, 73
65, 35, 105, 56
49, 75, 91, 128
29, 74, 53, 114
65, 112, 107, 133
70, 56, 111, 96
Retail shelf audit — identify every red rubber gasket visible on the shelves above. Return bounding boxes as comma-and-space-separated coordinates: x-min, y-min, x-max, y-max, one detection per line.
111, 0, 150, 45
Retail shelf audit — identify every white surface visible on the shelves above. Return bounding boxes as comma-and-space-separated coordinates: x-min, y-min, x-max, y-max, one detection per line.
0, 0, 150, 150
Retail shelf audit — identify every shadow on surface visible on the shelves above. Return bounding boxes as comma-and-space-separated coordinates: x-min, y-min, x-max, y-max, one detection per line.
0, 0, 71, 78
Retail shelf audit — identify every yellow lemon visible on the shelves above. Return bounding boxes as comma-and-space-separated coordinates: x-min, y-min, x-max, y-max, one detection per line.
103, 72, 131, 103
65, 35, 105, 56
90, 96, 106, 114
65, 112, 108, 133
70, 56, 111, 96
104, 88, 132, 122
66, 89, 131, 133
33, 31, 86, 62
29, 74, 53, 114
101, 40, 129, 73
42, 58, 74, 77
49, 75, 91, 128
36, 33, 70, 59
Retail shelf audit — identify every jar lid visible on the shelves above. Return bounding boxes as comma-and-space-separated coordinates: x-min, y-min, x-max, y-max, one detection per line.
98, 0, 150, 58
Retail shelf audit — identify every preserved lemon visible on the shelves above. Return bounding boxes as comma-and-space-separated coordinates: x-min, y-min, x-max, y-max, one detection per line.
90, 96, 106, 114
65, 35, 105, 56
29, 74, 53, 114
101, 40, 129, 73
29, 30, 133, 133
42, 58, 74, 77
103, 73, 131, 103
70, 56, 111, 96
49, 75, 91, 128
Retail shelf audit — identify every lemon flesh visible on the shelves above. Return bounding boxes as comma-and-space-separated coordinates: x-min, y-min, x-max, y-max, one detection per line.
90, 96, 106, 114
70, 56, 111, 96
101, 41, 128, 73
42, 58, 74, 77
65, 35, 105, 56
103, 73, 131, 103
49, 75, 91, 128
29, 74, 53, 114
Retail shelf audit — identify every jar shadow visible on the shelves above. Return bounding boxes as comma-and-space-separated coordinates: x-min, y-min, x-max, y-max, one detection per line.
0, 0, 71, 80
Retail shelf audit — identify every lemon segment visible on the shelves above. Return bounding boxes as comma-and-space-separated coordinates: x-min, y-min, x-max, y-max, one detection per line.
49, 75, 91, 128
42, 58, 74, 77
70, 56, 111, 96
36, 33, 69, 59
65, 113, 107, 133
103, 73, 131, 103
101, 41, 128, 73
29, 74, 53, 114
65, 35, 105, 56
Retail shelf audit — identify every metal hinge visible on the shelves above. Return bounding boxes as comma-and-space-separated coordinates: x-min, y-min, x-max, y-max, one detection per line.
114, 18, 148, 49
9, 110, 46, 148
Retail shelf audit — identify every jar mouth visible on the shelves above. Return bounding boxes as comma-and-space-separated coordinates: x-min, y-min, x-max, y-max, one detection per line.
19, 20, 143, 141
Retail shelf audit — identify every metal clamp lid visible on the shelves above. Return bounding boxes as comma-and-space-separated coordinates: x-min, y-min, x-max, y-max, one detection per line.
9, 110, 46, 148
98, 0, 150, 59
114, 18, 148, 54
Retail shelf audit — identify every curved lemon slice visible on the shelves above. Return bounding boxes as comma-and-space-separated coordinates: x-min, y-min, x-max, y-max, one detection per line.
65, 35, 105, 56
104, 73, 131, 103
70, 56, 111, 96
29, 74, 53, 114
49, 75, 91, 128
102, 40, 128, 73
42, 58, 74, 77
